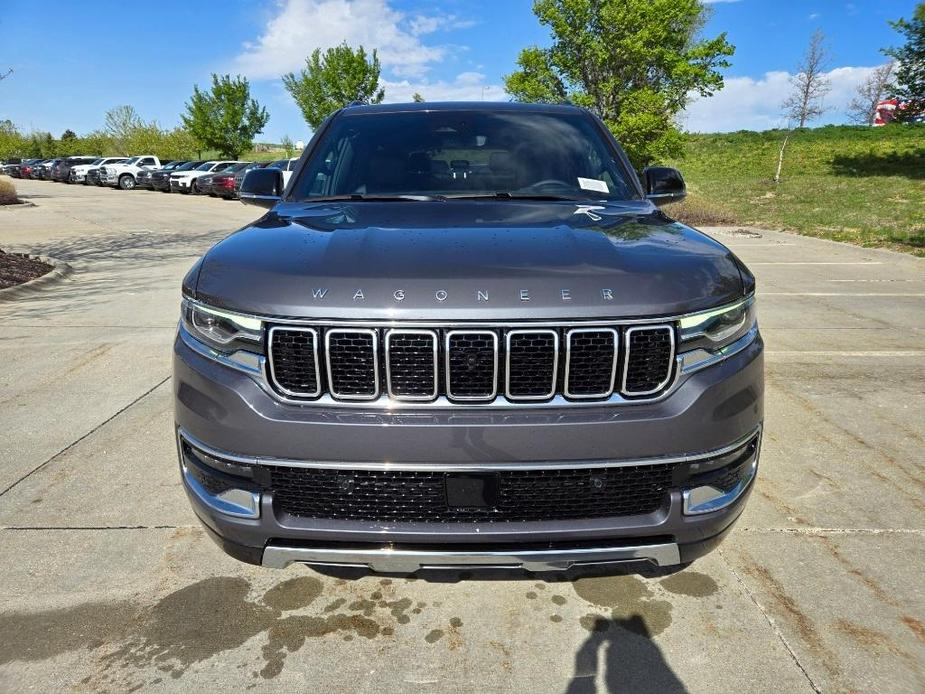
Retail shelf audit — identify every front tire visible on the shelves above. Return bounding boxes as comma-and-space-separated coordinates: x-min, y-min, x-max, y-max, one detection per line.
118, 174, 136, 190
190, 180, 199, 195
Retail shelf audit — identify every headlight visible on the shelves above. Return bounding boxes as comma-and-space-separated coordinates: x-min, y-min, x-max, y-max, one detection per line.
677, 296, 757, 373
679, 296, 756, 351
181, 299, 263, 354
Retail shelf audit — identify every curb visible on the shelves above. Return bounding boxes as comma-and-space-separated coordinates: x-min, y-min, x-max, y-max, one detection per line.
0, 255, 73, 301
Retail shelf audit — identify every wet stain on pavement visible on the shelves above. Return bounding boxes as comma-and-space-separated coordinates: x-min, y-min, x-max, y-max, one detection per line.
425, 628, 444, 643
0, 600, 138, 665
259, 613, 380, 678
525, 591, 537, 599
1, 573, 437, 686
659, 571, 718, 598
551, 594, 567, 606
262, 577, 323, 612
573, 575, 673, 636
550, 614, 563, 623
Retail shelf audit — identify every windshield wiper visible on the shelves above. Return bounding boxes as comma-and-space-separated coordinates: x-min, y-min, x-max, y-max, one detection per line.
442, 192, 590, 202
305, 194, 446, 203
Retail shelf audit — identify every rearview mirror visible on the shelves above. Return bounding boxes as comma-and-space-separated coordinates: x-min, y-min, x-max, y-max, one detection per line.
240, 168, 284, 208
643, 166, 686, 206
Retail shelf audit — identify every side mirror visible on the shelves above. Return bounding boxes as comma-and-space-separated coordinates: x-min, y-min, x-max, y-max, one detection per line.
643, 166, 686, 206
240, 168, 284, 208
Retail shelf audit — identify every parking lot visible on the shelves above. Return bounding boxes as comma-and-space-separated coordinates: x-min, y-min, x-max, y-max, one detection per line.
0, 178, 923, 693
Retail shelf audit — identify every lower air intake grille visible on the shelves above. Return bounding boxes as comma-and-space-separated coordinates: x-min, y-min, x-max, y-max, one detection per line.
268, 464, 675, 523
326, 330, 378, 399
623, 326, 674, 395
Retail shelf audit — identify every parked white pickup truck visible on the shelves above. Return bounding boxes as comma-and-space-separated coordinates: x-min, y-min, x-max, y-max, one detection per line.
69, 157, 127, 184
99, 155, 162, 190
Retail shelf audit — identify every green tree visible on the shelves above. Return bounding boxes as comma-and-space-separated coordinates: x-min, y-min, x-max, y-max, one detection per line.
283, 43, 385, 129
281, 134, 295, 157
182, 74, 269, 158
884, 3, 925, 121
104, 105, 143, 154
504, 0, 734, 168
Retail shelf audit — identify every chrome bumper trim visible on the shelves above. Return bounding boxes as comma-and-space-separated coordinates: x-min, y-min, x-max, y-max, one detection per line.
261, 542, 682, 572
176, 425, 761, 472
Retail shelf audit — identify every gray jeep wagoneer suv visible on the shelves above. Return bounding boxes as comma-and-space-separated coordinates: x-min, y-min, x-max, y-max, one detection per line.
174, 102, 763, 574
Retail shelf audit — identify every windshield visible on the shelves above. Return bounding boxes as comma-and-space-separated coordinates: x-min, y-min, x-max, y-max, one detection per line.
175, 161, 200, 171
289, 109, 637, 202
123, 157, 140, 165
196, 162, 216, 171
90, 159, 104, 165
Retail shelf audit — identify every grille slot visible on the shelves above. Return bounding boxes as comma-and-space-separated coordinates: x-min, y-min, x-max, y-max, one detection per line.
268, 464, 675, 523
565, 328, 618, 398
267, 327, 320, 397
623, 325, 675, 395
506, 330, 558, 400
386, 330, 438, 400
446, 331, 498, 401
325, 329, 379, 400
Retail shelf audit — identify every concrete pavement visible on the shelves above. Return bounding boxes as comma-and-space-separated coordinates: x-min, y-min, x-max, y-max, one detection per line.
0, 178, 922, 693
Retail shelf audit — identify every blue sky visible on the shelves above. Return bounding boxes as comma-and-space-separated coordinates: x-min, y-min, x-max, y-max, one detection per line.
0, 0, 917, 140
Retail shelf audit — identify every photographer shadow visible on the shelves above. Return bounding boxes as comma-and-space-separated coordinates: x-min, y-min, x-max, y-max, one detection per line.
565, 615, 686, 694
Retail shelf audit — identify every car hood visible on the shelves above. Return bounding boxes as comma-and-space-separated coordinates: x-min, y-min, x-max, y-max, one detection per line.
193, 200, 748, 320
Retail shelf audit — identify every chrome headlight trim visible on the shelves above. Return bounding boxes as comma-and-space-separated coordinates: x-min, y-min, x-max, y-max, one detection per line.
181, 298, 263, 352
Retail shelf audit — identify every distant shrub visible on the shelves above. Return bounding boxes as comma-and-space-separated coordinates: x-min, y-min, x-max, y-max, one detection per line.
0, 178, 19, 205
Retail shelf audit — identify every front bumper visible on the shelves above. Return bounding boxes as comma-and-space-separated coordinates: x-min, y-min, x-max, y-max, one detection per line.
174, 329, 763, 572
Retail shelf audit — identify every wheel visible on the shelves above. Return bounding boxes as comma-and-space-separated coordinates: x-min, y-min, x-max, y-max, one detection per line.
190, 180, 199, 194
118, 174, 135, 190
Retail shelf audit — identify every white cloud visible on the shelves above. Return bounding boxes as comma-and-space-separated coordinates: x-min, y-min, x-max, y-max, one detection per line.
234, 0, 468, 80
381, 73, 506, 103
408, 14, 476, 36
681, 64, 886, 132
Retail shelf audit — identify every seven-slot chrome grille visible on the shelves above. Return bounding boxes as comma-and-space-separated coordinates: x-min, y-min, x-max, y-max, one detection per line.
267, 323, 675, 405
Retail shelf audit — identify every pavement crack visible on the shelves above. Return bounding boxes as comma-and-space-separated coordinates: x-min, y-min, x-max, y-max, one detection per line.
718, 548, 822, 693
0, 376, 171, 498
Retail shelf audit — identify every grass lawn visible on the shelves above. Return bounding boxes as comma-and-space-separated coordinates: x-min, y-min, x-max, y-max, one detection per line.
666, 125, 925, 256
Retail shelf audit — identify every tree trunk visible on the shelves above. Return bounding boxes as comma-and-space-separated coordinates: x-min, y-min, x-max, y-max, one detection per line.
774, 131, 792, 184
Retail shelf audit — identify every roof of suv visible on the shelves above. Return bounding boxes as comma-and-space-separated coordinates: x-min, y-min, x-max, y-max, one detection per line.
340, 101, 584, 115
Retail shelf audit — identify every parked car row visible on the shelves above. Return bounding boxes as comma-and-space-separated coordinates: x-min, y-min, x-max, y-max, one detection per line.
0, 155, 300, 200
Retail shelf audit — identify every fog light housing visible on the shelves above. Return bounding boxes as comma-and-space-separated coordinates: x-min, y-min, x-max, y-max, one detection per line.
178, 437, 261, 519
683, 458, 758, 515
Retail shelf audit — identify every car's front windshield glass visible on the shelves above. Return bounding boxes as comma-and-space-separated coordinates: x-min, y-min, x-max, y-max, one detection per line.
176, 161, 198, 171
90, 159, 103, 165
289, 109, 637, 202
196, 162, 215, 171
123, 157, 139, 165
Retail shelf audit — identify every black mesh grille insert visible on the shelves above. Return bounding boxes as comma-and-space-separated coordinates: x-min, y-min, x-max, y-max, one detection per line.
507, 331, 557, 399
269, 328, 319, 396
624, 327, 674, 394
447, 331, 497, 399
268, 464, 674, 522
327, 330, 378, 398
387, 331, 436, 398
566, 330, 617, 397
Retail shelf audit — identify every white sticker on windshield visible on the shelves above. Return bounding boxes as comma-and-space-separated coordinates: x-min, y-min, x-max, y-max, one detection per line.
577, 177, 609, 193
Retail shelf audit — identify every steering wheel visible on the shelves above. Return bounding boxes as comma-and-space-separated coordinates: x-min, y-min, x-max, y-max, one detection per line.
521, 179, 572, 191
